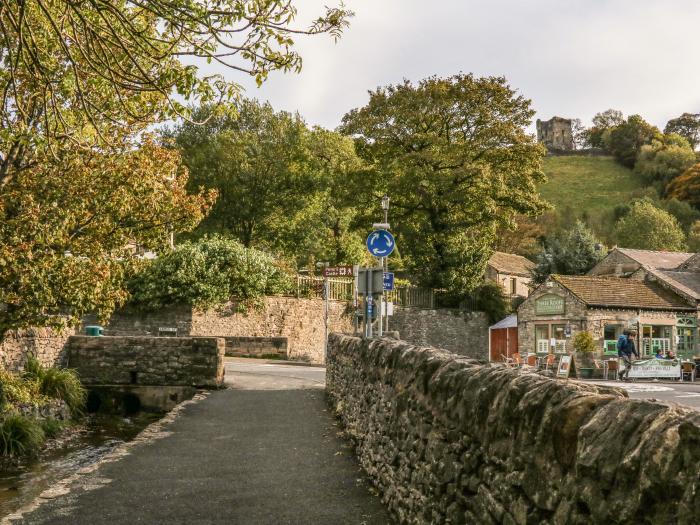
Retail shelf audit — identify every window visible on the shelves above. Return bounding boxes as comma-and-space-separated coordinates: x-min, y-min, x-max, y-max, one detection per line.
510, 278, 517, 295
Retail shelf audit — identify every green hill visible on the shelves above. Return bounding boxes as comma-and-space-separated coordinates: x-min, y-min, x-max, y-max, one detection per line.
539, 156, 646, 216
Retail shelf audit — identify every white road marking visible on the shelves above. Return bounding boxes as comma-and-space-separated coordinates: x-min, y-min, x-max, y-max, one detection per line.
674, 393, 700, 398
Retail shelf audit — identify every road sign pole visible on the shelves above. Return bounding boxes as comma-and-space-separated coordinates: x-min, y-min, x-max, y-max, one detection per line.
366, 269, 373, 338
377, 259, 384, 337
324, 276, 329, 361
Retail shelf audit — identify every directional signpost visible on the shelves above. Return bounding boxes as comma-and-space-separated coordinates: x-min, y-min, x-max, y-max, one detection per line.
366, 230, 396, 257
383, 272, 394, 291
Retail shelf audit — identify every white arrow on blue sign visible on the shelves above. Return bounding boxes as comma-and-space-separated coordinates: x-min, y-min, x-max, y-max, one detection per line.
366, 229, 396, 257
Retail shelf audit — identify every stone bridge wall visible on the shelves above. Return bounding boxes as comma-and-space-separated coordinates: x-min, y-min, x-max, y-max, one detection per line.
326, 334, 700, 525
83, 297, 352, 364
223, 336, 288, 358
66, 336, 225, 388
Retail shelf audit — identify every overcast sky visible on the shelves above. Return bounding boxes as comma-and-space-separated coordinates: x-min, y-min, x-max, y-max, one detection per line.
222, 0, 700, 132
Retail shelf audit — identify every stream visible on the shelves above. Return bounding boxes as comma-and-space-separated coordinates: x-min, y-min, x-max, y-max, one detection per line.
0, 412, 162, 518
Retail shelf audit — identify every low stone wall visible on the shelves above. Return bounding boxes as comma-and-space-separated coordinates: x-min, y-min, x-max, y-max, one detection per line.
0, 327, 75, 371
223, 336, 288, 358
83, 297, 353, 364
326, 334, 700, 524
66, 336, 225, 388
390, 307, 488, 360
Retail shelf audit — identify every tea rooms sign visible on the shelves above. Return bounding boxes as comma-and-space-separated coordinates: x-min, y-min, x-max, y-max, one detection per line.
535, 294, 565, 315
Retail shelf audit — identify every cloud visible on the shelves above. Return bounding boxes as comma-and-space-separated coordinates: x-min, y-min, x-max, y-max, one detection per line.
212, 0, 700, 130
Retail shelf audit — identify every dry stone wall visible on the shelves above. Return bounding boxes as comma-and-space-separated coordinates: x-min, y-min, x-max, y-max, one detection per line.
83, 297, 353, 364
66, 336, 225, 388
0, 327, 75, 372
326, 334, 700, 525
390, 307, 488, 360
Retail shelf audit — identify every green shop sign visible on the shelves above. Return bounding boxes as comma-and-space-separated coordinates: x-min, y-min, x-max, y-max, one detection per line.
535, 294, 565, 315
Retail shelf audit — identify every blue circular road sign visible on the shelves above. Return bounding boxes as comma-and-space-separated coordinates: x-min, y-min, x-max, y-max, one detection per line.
366, 229, 396, 257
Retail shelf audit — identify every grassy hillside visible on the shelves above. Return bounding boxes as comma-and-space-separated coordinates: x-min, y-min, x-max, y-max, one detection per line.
539, 156, 647, 216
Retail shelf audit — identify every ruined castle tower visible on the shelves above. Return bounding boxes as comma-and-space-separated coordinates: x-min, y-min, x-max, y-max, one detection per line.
536, 116, 574, 151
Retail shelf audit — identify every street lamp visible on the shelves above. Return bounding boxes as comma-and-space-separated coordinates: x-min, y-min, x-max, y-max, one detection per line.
381, 195, 390, 224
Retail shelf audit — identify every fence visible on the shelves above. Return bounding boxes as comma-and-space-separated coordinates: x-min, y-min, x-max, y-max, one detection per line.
294, 276, 438, 309
385, 287, 436, 309
295, 276, 354, 301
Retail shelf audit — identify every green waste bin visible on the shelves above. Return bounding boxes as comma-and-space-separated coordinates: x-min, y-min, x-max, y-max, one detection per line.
85, 325, 104, 336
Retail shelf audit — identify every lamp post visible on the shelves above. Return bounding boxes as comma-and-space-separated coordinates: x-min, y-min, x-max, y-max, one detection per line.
380, 195, 390, 334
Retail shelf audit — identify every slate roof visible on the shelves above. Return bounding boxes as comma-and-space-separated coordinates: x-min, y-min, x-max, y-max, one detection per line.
488, 252, 535, 277
616, 248, 694, 270
490, 314, 518, 330
646, 268, 700, 301
552, 274, 694, 311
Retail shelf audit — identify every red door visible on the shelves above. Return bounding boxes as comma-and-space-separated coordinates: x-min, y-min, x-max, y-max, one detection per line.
490, 327, 518, 362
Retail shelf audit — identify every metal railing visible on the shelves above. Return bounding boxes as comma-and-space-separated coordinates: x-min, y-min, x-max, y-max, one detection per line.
295, 276, 354, 301
385, 287, 435, 309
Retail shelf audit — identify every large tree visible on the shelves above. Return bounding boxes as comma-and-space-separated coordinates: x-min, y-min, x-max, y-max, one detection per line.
634, 134, 696, 193
667, 163, 700, 209
340, 74, 548, 294
604, 115, 660, 168
531, 221, 606, 285
586, 109, 625, 148
168, 101, 367, 268
613, 200, 686, 251
0, 0, 352, 184
0, 1, 351, 332
665, 113, 700, 150
0, 142, 213, 333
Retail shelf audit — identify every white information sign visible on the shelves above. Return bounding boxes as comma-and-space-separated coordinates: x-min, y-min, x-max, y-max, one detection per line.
628, 358, 681, 379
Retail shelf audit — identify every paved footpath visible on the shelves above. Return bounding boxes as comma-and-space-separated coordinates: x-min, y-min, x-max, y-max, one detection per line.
12, 359, 391, 525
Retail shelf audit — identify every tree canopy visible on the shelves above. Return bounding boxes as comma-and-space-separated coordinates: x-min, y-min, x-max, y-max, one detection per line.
667, 163, 700, 209
340, 74, 548, 294
604, 115, 660, 168
613, 200, 686, 251
665, 113, 700, 150
0, 142, 213, 334
634, 134, 696, 194
0, 1, 352, 178
531, 221, 606, 285
167, 100, 368, 269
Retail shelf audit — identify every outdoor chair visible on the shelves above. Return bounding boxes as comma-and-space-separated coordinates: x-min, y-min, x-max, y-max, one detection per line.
526, 354, 538, 368
607, 359, 619, 380
681, 362, 696, 382
512, 352, 523, 368
539, 353, 556, 371
593, 359, 609, 380
501, 354, 516, 368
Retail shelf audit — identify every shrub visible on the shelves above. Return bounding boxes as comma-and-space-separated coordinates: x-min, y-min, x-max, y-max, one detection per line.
128, 235, 294, 312
0, 414, 45, 457
0, 369, 41, 407
573, 332, 597, 353
40, 418, 66, 439
471, 282, 510, 324
39, 368, 86, 416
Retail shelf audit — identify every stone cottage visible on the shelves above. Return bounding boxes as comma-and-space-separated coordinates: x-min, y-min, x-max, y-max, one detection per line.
518, 274, 695, 358
486, 251, 534, 299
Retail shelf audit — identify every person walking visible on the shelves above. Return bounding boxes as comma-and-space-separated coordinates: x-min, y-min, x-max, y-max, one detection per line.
617, 329, 639, 381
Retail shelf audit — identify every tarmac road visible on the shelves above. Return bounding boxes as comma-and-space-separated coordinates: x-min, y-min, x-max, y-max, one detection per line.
9, 359, 390, 525
587, 379, 700, 411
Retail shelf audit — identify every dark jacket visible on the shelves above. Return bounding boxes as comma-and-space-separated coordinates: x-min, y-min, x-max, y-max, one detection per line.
617, 335, 639, 358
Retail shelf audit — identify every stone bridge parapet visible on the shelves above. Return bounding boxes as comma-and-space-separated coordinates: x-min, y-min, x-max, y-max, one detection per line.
326, 334, 700, 524
66, 336, 225, 388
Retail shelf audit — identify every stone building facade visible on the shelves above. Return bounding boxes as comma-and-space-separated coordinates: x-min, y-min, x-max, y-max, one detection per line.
485, 251, 534, 299
536, 116, 574, 151
518, 275, 695, 358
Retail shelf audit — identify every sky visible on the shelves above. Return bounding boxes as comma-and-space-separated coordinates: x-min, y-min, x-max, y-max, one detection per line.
212, 0, 700, 132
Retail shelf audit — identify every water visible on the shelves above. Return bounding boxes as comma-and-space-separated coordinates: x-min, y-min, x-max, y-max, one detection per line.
0, 412, 162, 518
